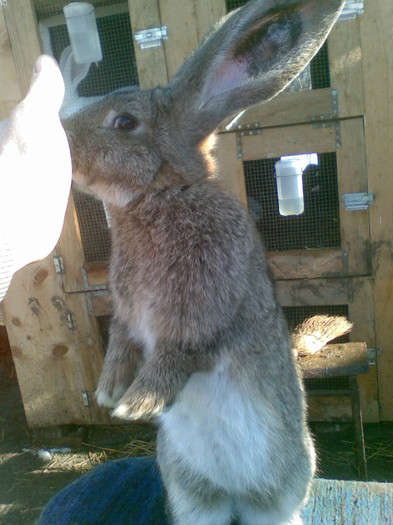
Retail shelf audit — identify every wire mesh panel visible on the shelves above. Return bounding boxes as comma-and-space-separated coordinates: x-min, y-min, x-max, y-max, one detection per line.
73, 191, 112, 263
244, 153, 341, 251
34, 1, 139, 264
284, 304, 350, 390
225, 0, 331, 91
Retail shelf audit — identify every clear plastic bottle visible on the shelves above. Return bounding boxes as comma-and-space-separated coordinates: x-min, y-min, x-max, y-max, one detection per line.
63, 3, 102, 64
275, 158, 304, 216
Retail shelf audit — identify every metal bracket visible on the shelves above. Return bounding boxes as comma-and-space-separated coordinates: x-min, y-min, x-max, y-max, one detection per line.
342, 192, 374, 211
82, 391, 91, 408
311, 89, 339, 122
0, 1, 7, 6
53, 255, 65, 275
134, 26, 168, 50
236, 132, 243, 159
339, 1, 364, 21
367, 347, 381, 366
66, 312, 77, 331
312, 119, 341, 148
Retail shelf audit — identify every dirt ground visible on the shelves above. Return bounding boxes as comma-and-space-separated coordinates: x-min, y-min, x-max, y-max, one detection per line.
1, 344, 393, 525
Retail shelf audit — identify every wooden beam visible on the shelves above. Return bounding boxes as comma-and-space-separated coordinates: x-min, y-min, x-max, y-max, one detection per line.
2, 0, 41, 94
275, 278, 351, 307
219, 89, 335, 131
267, 249, 344, 280
336, 118, 371, 276
349, 277, 379, 422
360, 0, 393, 420
328, 15, 364, 118
127, 0, 168, 89
215, 132, 248, 207
241, 123, 337, 161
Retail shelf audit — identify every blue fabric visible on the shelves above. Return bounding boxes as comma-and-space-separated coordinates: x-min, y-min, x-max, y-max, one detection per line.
37, 457, 168, 525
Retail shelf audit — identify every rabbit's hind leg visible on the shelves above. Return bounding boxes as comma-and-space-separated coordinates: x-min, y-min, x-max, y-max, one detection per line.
234, 496, 304, 525
167, 482, 232, 525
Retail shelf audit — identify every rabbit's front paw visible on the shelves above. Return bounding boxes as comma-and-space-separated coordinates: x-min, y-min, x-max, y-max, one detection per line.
111, 383, 166, 421
95, 363, 135, 408
96, 383, 127, 409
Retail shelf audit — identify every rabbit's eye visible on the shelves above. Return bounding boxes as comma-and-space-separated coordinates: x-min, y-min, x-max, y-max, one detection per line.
112, 114, 138, 131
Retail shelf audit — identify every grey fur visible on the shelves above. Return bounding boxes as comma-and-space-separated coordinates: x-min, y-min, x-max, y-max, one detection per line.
64, 1, 345, 523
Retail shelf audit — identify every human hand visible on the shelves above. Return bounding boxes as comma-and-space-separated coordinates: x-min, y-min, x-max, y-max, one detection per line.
0, 55, 71, 275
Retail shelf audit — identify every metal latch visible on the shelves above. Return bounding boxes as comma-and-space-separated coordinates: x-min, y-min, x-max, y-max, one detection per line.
342, 192, 374, 211
134, 26, 168, 50
82, 391, 91, 407
367, 347, 381, 366
339, 1, 364, 21
53, 255, 65, 274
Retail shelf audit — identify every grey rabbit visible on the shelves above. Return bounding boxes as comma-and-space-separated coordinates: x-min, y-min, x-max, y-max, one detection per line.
64, 0, 345, 523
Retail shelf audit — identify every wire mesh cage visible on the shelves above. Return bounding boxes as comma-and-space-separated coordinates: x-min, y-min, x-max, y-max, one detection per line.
284, 304, 350, 391
244, 153, 341, 251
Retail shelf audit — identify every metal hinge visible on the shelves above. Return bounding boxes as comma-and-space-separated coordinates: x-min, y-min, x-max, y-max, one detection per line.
66, 312, 77, 331
82, 391, 91, 407
134, 26, 168, 50
53, 255, 65, 275
342, 192, 374, 211
367, 347, 381, 366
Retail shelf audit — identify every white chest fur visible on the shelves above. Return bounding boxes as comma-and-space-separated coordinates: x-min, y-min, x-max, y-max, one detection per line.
159, 357, 280, 493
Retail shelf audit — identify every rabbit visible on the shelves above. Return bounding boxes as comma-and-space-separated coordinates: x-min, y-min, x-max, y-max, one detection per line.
64, 1, 345, 523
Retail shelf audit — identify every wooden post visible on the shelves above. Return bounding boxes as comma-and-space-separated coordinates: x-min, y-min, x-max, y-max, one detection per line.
127, 0, 169, 89
360, 0, 393, 420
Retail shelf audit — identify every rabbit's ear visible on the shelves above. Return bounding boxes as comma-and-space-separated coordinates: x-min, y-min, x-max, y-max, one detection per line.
169, 0, 344, 141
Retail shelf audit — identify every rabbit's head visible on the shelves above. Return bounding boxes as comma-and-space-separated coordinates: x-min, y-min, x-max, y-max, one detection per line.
64, 0, 344, 207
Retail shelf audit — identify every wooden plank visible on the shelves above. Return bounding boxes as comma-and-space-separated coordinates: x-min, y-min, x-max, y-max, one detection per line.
1, 259, 110, 427
349, 277, 379, 422
193, 0, 226, 43
127, 0, 168, 89
159, 0, 200, 80
299, 343, 369, 379
2, 0, 41, 94
215, 132, 248, 206
219, 89, 335, 131
0, 7, 22, 119
267, 249, 343, 280
328, 15, 364, 118
241, 123, 337, 161
275, 278, 350, 307
55, 194, 89, 293
360, 0, 393, 421
303, 478, 393, 524
336, 118, 371, 276
160, 0, 225, 81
